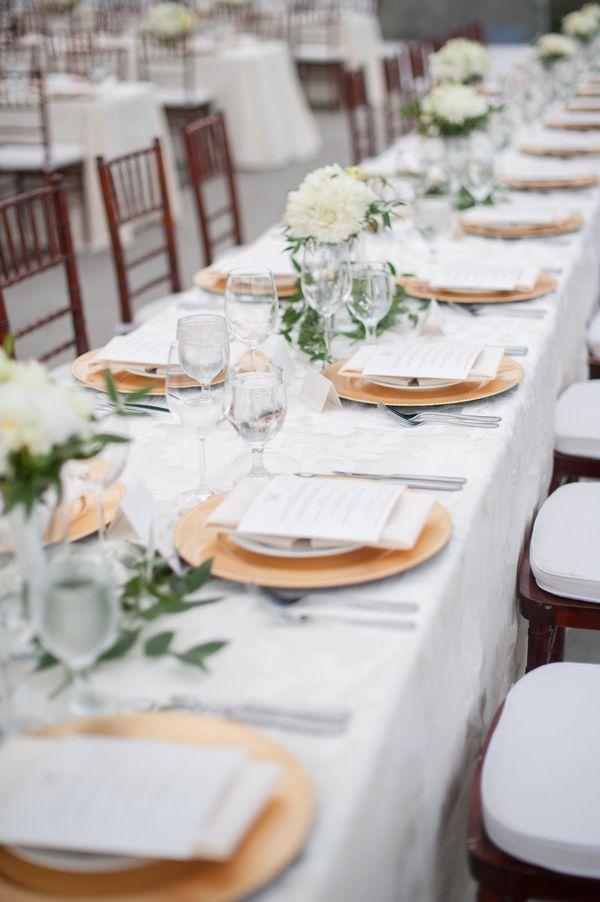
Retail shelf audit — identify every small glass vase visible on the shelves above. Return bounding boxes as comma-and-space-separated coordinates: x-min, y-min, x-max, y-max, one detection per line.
443, 135, 471, 201
4, 503, 48, 638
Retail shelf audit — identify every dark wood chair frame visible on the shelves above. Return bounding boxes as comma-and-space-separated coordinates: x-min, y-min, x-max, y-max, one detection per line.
468, 703, 600, 900
96, 137, 181, 325
382, 50, 416, 144
183, 111, 242, 266
341, 66, 376, 165
0, 174, 88, 360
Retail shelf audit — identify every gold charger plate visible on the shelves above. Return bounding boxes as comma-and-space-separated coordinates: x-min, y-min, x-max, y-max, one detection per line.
0, 711, 313, 901
577, 88, 600, 97
460, 212, 583, 239
174, 494, 451, 588
397, 272, 556, 304
72, 349, 223, 396
567, 101, 600, 111
322, 356, 523, 408
194, 269, 298, 299
502, 175, 598, 190
520, 143, 600, 158
546, 119, 600, 131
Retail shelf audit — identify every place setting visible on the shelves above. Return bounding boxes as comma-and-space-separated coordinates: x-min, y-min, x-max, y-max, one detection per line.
458, 204, 584, 238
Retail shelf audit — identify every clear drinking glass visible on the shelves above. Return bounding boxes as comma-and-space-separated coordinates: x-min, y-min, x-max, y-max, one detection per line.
466, 135, 495, 204
347, 262, 394, 343
412, 194, 454, 258
39, 554, 120, 717
166, 340, 226, 507
225, 363, 286, 480
300, 241, 352, 364
0, 582, 27, 736
86, 415, 130, 548
224, 269, 279, 366
176, 314, 229, 390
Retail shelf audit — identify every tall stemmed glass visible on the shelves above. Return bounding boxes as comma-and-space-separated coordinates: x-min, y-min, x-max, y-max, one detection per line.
86, 415, 130, 549
225, 363, 286, 480
347, 263, 394, 344
166, 327, 228, 507
300, 241, 352, 364
225, 269, 279, 366
38, 552, 120, 716
412, 193, 454, 260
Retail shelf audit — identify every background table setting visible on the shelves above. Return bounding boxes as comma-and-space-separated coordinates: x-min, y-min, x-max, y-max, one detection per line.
4, 11, 600, 902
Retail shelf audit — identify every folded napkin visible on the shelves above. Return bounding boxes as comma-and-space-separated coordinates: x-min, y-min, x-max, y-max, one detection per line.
501, 161, 595, 181
422, 262, 540, 292
461, 206, 566, 228
339, 340, 504, 386
548, 112, 600, 126
206, 477, 434, 552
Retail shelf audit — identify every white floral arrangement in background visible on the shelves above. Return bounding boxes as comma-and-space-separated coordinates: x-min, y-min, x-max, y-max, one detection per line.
417, 83, 494, 137
38, 0, 80, 11
284, 164, 399, 250
582, 3, 600, 22
535, 33, 577, 65
562, 9, 599, 42
430, 38, 492, 85
142, 2, 196, 40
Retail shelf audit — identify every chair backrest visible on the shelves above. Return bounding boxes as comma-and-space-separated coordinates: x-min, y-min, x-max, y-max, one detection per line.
465, 21, 486, 43
95, 1, 144, 35
44, 31, 127, 80
184, 112, 242, 266
0, 68, 51, 167
340, 67, 375, 165
96, 137, 181, 324
0, 176, 88, 360
137, 33, 196, 103
382, 48, 416, 144
408, 40, 433, 95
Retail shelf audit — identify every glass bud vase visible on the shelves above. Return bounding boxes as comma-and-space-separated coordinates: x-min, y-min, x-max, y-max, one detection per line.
4, 503, 48, 638
443, 135, 471, 202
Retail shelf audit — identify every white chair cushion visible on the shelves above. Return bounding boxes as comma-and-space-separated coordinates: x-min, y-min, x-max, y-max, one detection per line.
530, 481, 600, 601
293, 43, 346, 64
0, 143, 83, 171
482, 662, 600, 878
587, 309, 600, 358
156, 87, 212, 108
555, 380, 600, 459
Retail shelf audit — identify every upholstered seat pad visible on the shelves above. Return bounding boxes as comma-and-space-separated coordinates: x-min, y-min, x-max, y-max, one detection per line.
483, 662, 600, 878
555, 380, 600, 459
530, 482, 600, 602
0, 143, 83, 170
587, 309, 600, 358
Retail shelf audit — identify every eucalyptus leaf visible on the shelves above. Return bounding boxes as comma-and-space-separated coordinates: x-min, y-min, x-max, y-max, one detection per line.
175, 640, 228, 669
144, 631, 174, 657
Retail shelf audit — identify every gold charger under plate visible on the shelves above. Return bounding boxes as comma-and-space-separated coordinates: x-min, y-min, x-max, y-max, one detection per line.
71, 349, 223, 396
0, 712, 313, 901
322, 356, 523, 408
567, 101, 600, 111
397, 272, 556, 304
174, 494, 451, 589
546, 119, 600, 131
460, 212, 583, 239
502, 175, 598, 190
577, 88, 600, 97
520, 142, 600, 158
194, 268, 298, 299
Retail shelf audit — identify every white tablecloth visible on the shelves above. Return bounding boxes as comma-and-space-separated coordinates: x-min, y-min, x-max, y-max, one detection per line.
12, 62, 600, 902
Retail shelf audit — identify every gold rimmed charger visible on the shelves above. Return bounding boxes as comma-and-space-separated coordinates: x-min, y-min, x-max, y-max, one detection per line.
502, 175, 598, 191
567, 100, 600, 112
174, 493, 451, 589
71, 349, 223, 396
520, 142, 600, 158
545, 119, 600, 132
194, 268, 298, 299
460, 212, 583, 239
397, 272, 556, 304
0, 712, 313, 901
577, 88, 600, 97
322, 356, 523, 408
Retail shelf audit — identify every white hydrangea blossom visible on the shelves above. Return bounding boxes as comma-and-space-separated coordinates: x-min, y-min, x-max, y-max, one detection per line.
284, 165, 378, 244
430, 38, 492, 85
563, 9, 599, 40
420, 83, 490, 135
582, 3, 600, 22
142, 2, 195, 38
0, 350, 93, 475
535, 33, 577, 63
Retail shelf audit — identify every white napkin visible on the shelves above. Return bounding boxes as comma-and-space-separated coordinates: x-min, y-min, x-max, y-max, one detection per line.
340, 341, 503, 386
461, 206, 565, 228
423, 262, 540, 292
206, 478, 434, 552
211, 227, 295, 280
547, 111, 600, 126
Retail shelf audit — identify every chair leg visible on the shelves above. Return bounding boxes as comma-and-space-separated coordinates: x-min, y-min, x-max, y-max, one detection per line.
549, 626, 566, 663
548, 454, 565, 494
477, 892, 525, 902
526, 621, 554, 672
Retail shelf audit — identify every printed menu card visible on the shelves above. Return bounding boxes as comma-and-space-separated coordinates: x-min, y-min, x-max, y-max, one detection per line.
362, 341, 483, 381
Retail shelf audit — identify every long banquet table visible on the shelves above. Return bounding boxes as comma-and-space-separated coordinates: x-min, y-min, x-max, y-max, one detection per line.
14, 50, 600, 902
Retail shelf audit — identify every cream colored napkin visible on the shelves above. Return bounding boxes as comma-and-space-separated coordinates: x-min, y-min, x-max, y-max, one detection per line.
206, 478, 434, 552
339, 343, 503, 387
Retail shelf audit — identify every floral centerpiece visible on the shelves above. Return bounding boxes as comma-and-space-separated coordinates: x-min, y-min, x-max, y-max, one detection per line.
142, 2, 196, 40
582, 3, 600, 22
535, 33, 577, 67
38, 0, 80, 11
562, 9, 599, 42
416, 83, 495, 137
430, 38, 492, 85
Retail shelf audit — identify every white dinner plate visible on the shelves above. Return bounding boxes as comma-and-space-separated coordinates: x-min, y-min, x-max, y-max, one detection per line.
230, 534, 360, 559
10, 845, 144, 873
367, 376, 463, 391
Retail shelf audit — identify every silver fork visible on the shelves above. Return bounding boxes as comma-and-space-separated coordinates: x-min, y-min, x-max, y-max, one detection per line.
380, 408, 500, 429
377, 403, 501, 427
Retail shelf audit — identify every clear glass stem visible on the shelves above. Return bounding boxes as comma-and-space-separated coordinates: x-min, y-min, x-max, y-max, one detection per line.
0, 652, 14, 738
197, 431, 209, 497
69, 670, 105, 718
249, 346, 256, 367
94, 487, 106, 549
365, 322, 377, 343
249, 447, 268, 478
323, 315, 333, 365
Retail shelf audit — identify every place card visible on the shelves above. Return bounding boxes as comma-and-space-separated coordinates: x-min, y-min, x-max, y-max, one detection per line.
362, 340, 483, 381
419, 299, 445, 337
299, 367, 342, 412
237, 475, 404, 545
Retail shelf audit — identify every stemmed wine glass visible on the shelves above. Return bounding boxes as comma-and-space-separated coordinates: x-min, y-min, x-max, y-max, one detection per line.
38, 552, 120, 716
347, 262, 395, 344
300, 241, 352, 364
412, 193, 454, 259
466, 135, 495, 205
166, 325, 228, 507
86, 415, 130, 549
225, 269, 279, 366
225, 363, 286, 480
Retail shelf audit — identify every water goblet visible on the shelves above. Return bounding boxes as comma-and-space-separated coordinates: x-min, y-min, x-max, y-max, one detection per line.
225, 363, 286, 480
300, 241, 352, 364
412, 193, 454, 259
225, 269, 279, 366
347, 262, 394, 343
86, 414, 130, 548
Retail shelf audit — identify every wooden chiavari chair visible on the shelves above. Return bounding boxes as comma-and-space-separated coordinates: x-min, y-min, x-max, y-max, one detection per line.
293, 8, 346, 110
465, 21, 486, 43
44, 31, 128, 81
184, 112, 242, 266
341, 67, 376, 165
96, 138, 181, 325
382, 47, 416, 144
0, 175, 88, 360
408, 40, 433, 98
95, 0, 145, 36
